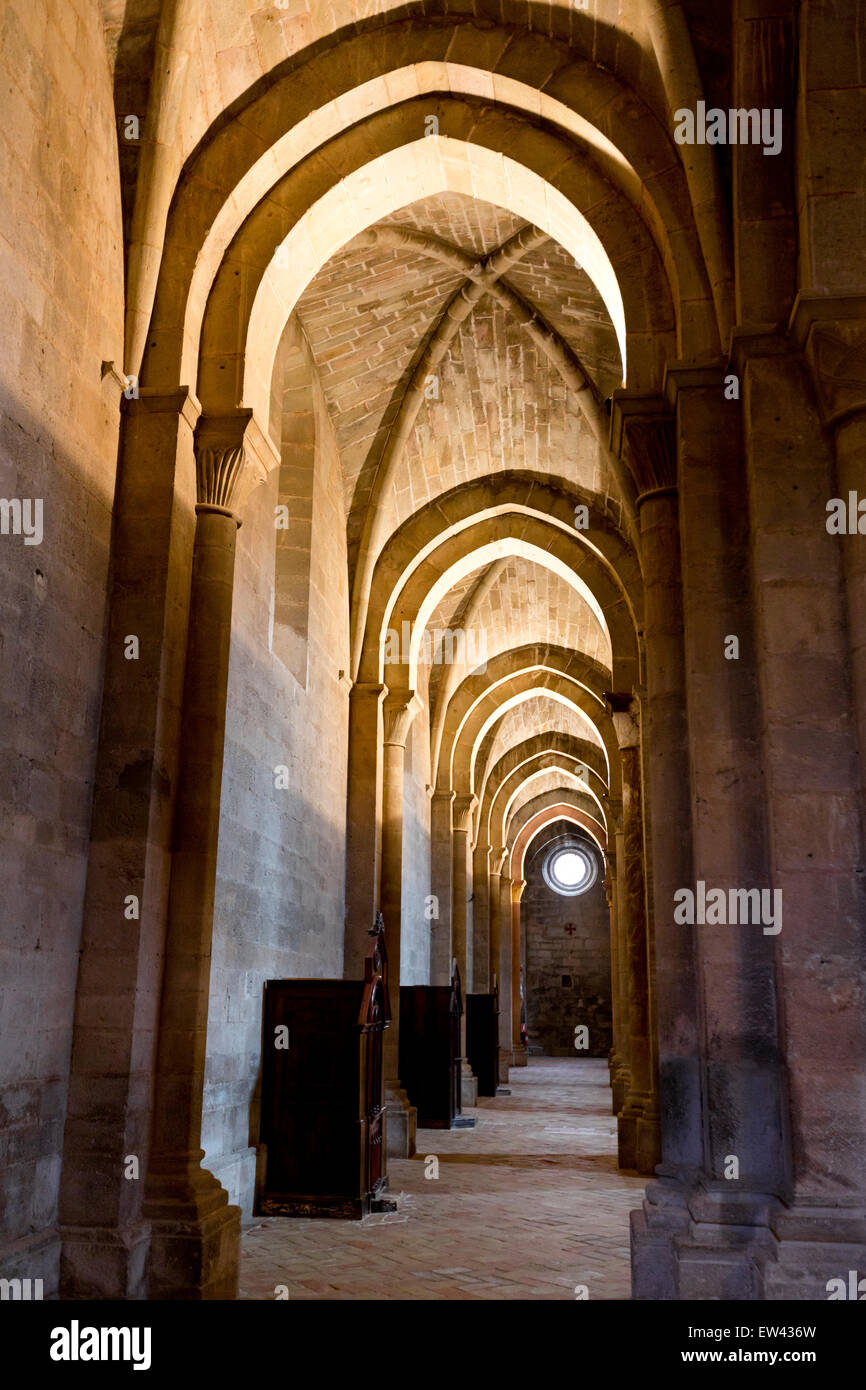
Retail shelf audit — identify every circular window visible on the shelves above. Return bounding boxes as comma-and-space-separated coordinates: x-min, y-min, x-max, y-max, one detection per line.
543, 844, 598, 897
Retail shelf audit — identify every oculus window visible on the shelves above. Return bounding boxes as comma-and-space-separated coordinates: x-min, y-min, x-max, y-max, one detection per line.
543, 845, 598, 898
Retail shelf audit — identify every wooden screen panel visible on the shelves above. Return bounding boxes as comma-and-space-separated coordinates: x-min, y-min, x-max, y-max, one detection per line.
399, 985, 457, 1129
261, 980, 363, 1210
466, 992, 500, 1096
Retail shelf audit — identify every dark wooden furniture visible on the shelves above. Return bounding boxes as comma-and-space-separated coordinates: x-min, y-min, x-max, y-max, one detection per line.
258, 916, 391, 1218
399, 960, 466, 1129
466, 975, 501, 1096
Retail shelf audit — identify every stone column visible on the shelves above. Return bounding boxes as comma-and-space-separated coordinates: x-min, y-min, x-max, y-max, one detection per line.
607, 800, 632, 1116
498, 871, 513, 1068
510, 879, 527, 1068
344, 681, 386, 978
609, 700, 659, 1175
736, 337, 866, 1298
603, 861, 619, 1096
143, 410, 275, 1299
380, 693, 419, 1158
59, 389, 199, 1299
472, 842, 492, 992
452, 794, 478, 1105
669, 365, 785, 1297
613, 398, 701, 1175
638, 493, 699, 1165
429, 790, 455, 985
488, 850, 506, 1054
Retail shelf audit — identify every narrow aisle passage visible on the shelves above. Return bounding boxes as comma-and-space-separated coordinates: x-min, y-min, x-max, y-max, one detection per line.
240, 1059, 645, 1300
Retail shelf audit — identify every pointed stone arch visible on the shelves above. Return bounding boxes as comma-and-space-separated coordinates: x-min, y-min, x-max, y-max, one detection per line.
434, 645, 621, 797
478, 732, 609, 843
361, 474, 642, 690
508, 796, 608, 869
132, 14, 724, 388
501, 763, 608, 845
486, 746, 610, 854
365, 515, 638, 693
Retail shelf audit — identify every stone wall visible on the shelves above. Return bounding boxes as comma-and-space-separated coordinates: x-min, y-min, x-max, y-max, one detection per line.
0, 0, 124, 1287
203, 364, 350, 1218
523, 836, 612, 1057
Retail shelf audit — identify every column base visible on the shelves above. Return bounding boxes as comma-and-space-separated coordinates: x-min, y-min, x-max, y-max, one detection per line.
59, 1220, 150, 1300
460, 1060, 478, 1108
631, 1176, 770, 1300
617, 1095, 660, 1174
636, 1114, 662, 1175
385, 1087, 417, 1159
610, 1063, 631, 1116
632, 1205, 763, 1299
510, 1048, 528, 1068
143, 1160, 241, 1299
759, 1204, 866, 1300
630, 1175, 866, 1301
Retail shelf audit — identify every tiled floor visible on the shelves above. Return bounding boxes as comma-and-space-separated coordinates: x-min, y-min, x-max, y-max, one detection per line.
239, 1057, 645, 1300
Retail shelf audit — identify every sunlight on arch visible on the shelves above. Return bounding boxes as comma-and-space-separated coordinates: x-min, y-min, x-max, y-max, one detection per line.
399, 539, 611, 688
498, 766, 608, 848
184, 64, 635, 385
446, 675, 609, 792
243, 136, 627, 422
440, 666, 609, 792
478, 749, 608, 845
512, 811, 607, 880
466, 688, 609, 795
379, 502, 614, 651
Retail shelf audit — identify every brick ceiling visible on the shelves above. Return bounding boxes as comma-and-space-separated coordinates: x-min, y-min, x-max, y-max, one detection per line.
294, 191, 622, 569
485, 696, 600, 787
425, 557, 611, 689
295, 189, 622, 782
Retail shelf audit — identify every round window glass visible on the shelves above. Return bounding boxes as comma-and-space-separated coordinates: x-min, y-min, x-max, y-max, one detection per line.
543, 844, 598, 897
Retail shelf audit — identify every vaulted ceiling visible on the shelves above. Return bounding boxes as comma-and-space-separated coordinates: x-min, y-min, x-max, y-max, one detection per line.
291, 184, 623, 827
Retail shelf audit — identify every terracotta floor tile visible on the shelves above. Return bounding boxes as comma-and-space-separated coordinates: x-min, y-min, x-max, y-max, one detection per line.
240, 1058, 644, 1301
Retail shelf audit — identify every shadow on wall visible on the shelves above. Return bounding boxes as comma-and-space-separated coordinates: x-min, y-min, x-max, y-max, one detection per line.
0, 367, 119, 1292
109, 0, 164, 249
203, 516, 350, 1218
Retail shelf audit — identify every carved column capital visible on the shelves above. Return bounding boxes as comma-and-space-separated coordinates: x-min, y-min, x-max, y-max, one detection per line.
431, 787, 456, 807
491, 847, 508, 875
609, 392, 676, 502
194, 410, 281, 520
382, 692, 421, 747
605, 691, 641, 749
351, 681, 387, 705
452, 793, 478, 833
511, 879, 526, 904
790, 292, 866, 431
662, 360, 728, 407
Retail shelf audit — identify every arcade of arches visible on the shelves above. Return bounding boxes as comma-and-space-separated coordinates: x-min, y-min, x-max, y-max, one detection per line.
1, 0, 864, 1303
